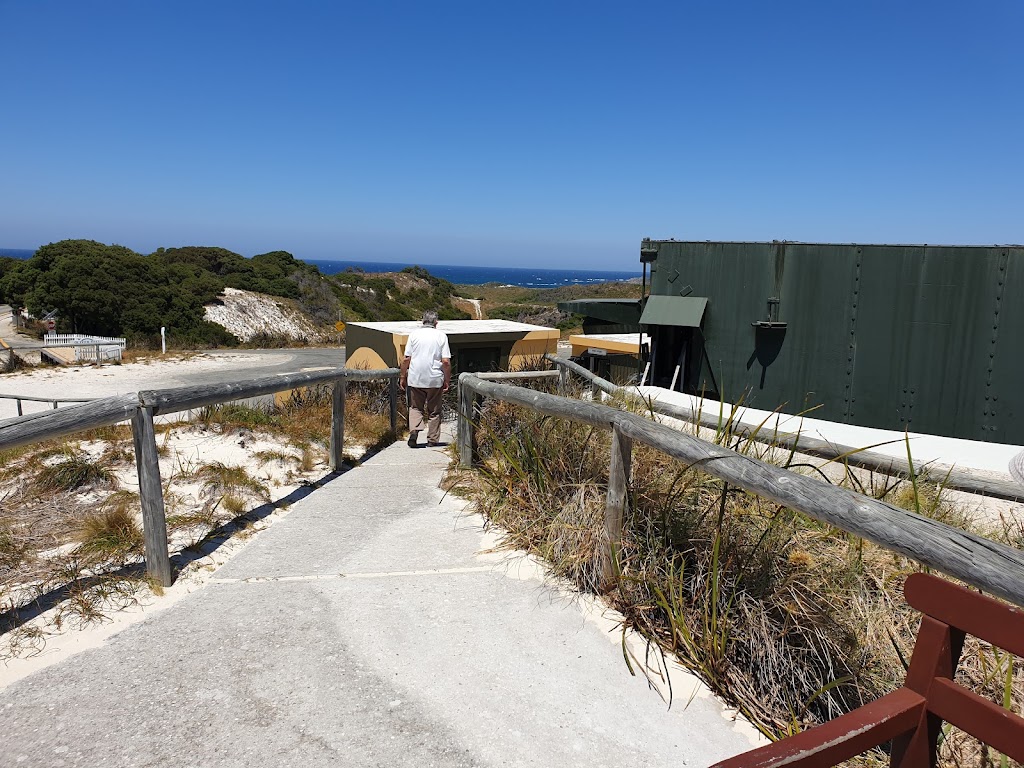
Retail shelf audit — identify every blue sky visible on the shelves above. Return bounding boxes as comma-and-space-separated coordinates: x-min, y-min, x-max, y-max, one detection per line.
1, 1, 1021, 270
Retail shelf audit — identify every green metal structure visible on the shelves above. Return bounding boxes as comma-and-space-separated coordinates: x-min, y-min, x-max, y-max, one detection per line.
637, 239, 1022, 445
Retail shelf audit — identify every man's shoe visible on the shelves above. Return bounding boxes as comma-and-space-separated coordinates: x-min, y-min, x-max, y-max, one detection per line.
407, 431, 419, 448
426, 441, 445, 448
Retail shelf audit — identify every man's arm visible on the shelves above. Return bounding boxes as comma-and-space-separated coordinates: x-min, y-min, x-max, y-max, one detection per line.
400, 355, 411, 391
441, 358, 451, 392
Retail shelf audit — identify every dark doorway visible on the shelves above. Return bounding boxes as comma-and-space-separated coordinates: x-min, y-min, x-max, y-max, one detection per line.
648, 325, 717, 397
455, 346, 500, 376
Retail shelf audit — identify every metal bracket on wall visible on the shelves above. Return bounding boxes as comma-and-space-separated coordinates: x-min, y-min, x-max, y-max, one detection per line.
751, 297, 787, 329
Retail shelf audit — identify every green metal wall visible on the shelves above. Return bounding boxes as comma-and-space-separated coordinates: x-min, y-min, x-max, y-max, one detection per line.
645, 241, 1023, 444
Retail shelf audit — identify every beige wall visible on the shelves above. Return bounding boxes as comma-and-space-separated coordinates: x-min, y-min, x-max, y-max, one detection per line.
346, 325, 558, 373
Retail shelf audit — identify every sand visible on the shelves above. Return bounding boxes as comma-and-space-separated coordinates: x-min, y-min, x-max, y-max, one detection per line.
0, 352, 356, 686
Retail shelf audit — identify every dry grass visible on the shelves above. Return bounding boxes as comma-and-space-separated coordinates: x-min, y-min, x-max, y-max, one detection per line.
77, 495, 144, 563
34, 450, 117, 492
457, 384, 1024, 766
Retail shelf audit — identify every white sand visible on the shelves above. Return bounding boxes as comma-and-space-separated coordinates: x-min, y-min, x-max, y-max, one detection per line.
0, 351, 359, 685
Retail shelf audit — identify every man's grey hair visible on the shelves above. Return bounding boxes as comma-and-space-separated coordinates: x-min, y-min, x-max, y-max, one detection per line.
422, 310, 439, 326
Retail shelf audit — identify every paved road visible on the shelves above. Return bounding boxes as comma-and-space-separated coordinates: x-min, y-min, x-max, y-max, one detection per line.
0, 427, 759, 767
194, 347, 346, 384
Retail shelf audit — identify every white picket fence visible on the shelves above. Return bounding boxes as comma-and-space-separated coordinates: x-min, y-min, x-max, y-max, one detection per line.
44, 333, 126, 362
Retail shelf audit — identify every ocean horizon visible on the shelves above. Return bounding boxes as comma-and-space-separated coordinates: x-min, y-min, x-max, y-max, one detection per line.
305, 259, 637, 287
0, 248, 638, 288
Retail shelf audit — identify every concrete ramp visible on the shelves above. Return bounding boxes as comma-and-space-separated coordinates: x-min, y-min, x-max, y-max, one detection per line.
0, 430, 759, 767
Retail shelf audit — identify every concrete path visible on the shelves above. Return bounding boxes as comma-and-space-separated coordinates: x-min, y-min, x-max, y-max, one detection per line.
0, 430, 759, 767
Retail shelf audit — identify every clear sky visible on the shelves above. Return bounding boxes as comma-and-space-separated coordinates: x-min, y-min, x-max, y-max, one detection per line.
1, 1, 1021, 270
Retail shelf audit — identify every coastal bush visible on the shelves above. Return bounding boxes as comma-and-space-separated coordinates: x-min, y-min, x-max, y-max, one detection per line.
0, 240, 327, 347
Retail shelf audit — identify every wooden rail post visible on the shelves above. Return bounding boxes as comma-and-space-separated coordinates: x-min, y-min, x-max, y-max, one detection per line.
457, 374, 476, 468
131, 406, 172, 587
559, 366, 568, 394
602, 423, 633, 592
329, 379, 346, 471
388, 375, 398, 438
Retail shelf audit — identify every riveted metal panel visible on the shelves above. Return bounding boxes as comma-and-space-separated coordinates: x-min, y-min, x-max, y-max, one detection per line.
643, 240, 1024, 444
649, 241, 775, 404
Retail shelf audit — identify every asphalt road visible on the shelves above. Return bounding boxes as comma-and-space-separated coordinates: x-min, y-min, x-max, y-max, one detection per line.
196, 347, 347, 384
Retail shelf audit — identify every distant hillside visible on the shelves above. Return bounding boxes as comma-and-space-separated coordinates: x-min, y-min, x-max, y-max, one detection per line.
0, 239, 633, 346
0, 240, 470, 349
328, 265, 470, 324
456, 278, 642, 333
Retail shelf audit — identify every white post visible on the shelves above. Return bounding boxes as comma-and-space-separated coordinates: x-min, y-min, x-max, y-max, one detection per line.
161, 327, 166, 354
640, 362, 650, 387
670, 365, 680, 392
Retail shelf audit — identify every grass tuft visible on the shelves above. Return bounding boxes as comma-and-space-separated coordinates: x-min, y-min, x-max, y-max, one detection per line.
195, 462, 270, 503
77, 498, 143, 561
35, 451, 117, 492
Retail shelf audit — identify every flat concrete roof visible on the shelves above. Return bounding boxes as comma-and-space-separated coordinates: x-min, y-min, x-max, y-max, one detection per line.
570, 333, 649, 356
637, 385, 1024, 475
348, 320, 556, 335
574, 333, 650, 345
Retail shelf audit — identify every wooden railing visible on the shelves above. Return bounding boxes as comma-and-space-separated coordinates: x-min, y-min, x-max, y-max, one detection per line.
542, 353, 1024, 503
0, 367, 400, 586
0, 392, 97, 416
456, 372, 1024, 609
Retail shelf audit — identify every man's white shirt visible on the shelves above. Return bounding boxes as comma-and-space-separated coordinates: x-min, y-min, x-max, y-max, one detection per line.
405, 326, 451, 388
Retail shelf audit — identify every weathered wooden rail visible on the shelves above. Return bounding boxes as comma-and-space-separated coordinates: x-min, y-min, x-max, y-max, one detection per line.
0, 367, 400, 586
0, 392, 97, 416
543, 353, 1024, 503
457, 372, 1024, 609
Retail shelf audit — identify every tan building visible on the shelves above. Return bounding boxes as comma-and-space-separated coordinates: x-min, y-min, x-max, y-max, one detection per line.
568, 332, 649, 385
345, 320, 559, 374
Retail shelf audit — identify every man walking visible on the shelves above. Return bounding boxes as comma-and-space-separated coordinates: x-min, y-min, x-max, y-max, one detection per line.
399, 310, 451, 448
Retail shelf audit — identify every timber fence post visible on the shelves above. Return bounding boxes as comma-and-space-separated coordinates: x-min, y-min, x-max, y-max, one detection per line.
388, 375, 398, 438
330, 379, 346, 472
559, 366, 568, 394
457, 374, 476, 468
602, 422, 633, 592
131, 405, 172, 587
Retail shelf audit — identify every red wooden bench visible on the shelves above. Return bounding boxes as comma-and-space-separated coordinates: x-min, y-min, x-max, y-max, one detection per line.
711, 573, 1024, 768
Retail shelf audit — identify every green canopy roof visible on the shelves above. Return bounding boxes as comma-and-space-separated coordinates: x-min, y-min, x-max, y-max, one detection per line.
639, 296, 708, 327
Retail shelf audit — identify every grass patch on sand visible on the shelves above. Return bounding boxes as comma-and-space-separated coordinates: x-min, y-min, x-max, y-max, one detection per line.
34, 451, 118, 492
77, 493, 144, 562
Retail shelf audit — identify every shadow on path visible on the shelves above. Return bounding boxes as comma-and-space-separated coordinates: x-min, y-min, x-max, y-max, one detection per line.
0, 440, 392, 636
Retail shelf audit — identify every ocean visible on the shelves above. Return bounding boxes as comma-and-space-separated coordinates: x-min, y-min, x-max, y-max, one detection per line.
0, 248, 36, 260
306, 260, 638, 287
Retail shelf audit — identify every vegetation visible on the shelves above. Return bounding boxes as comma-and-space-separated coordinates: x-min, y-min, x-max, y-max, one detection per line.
34, 450, 117, 492
455, 381, 1024, 766
330, 265, 470, 323
457, 279, 639, 334
0, 240, 479, 347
